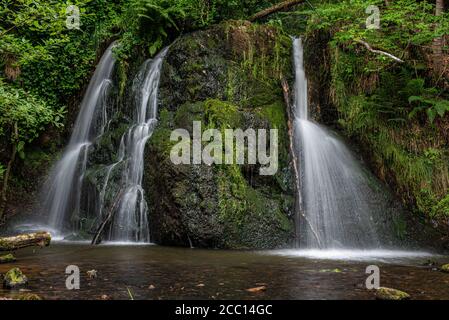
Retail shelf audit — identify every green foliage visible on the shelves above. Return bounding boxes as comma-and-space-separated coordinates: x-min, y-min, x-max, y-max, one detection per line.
432, 194, 449, 218
0, 81, 64, 158
406, 79, 449, 123
0, 0, 126, 168
118, 0, 189, 57
307, 0, 449, 52
315, 0, 449, 221
0, 163, 5, 180
116, 0, 282, 59
1, 0, 126, 105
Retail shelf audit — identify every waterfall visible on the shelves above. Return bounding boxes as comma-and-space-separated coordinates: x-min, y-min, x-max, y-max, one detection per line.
292, 38, 382, 249
105, 48, 169, 242
42, 42, 168, 243
43, 42, 117, 234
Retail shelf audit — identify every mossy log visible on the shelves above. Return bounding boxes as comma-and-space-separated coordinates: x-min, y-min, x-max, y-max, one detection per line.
0, 232, 51, 251
249, 0, 305, 22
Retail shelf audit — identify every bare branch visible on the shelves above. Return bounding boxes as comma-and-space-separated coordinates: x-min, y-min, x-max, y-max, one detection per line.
356, 39, 404, 63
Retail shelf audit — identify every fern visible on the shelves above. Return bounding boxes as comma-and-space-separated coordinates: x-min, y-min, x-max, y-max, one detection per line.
404, 79, 449, 123
408, 95, 449, 123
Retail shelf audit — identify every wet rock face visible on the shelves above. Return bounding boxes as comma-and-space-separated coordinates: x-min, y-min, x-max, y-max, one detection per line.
3, 268, 28, 289
144, 21, 295, 249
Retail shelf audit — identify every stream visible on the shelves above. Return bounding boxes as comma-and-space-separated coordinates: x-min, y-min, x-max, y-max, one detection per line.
1, 244, 448, 300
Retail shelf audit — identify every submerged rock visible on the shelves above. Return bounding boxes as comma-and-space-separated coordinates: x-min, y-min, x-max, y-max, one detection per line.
246, 286, 267, 293
17, 293, 42, 300
3, 268, 28, 289
375, 287, 410, 300
0, 254, 16, 264
441, 264, 449, 273
87, 270, 98, 279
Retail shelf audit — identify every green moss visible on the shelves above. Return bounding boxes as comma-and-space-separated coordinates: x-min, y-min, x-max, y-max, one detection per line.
392, 215, 407, 240
259, 101, 286, 130
217, 165, 247, 226
441, 264, 449, 273
376, 287, 410, 300
0, 254, 16, 264
174, 101, 205, 130
216, 163, 293, 248
17, 293, 42, 300
204, 99, 241, 129
432, 194, 449, 218
117, 61, 128, 97
3, 268, 28, 289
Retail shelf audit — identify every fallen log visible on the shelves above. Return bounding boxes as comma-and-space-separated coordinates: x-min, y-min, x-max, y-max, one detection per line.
249, 0, 305, 22
0, 232, 51, 252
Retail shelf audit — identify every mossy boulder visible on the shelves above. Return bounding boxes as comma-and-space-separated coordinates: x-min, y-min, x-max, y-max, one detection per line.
17, 293, 42, 300
375, 287, 410, 300
0, 254, 16, 264
441, 264, 449, 273
144, 21, 295, 249
3, 268, 28, 289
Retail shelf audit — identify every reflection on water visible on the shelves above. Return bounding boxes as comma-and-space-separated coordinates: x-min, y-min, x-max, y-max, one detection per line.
0, 244, 448, 300
269, 249, 439, 263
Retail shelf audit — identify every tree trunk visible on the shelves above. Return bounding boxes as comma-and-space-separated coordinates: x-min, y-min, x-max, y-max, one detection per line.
436, 0, 444, 15
0, 232, 51, 252
249, 0, 304, 22
432, 0, 445, 76
0, 123, 18, 224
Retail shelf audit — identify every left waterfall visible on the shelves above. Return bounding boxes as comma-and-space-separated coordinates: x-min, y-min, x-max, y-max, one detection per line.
42, 43, 117, 237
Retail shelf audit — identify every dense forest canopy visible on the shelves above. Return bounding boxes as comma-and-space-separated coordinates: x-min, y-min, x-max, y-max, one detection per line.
0, 0, 448, 229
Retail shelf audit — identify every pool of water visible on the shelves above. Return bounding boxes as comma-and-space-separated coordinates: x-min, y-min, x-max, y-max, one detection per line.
1, 244, 448, 300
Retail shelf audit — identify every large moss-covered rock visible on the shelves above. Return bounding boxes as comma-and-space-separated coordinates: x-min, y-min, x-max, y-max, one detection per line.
143, 21, 295, 249
3, 268, 28, 289
375, 287, 410, 300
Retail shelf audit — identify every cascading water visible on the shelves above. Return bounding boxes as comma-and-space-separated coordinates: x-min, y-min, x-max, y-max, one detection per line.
42, 42, 168, 243
105, 48, 169, 242
293, 38, 383, 249
43, 42, 117, 234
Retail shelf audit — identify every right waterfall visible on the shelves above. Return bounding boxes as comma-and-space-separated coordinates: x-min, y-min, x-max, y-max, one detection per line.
293, 38, 386, 249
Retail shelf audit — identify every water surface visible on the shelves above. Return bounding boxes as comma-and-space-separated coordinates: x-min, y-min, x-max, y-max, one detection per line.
1, 244, 448, 300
